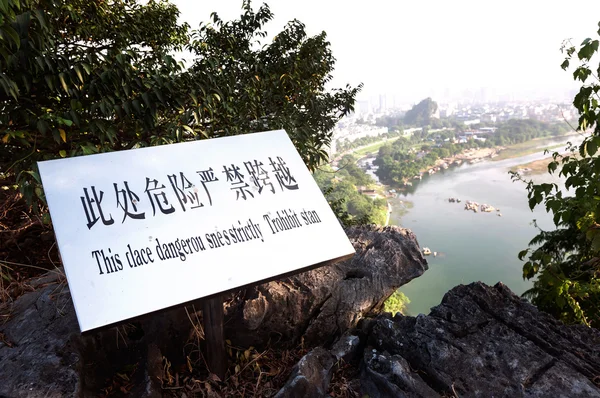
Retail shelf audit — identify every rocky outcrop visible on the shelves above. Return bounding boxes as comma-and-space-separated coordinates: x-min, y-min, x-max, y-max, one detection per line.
224, 225, 427, 346
0, 225, 426, 397
0, 273, 81, 397
362, 282, 600, 397
0, 272, 164, 397
273, 282, 600, 398
274, 347, 336, 398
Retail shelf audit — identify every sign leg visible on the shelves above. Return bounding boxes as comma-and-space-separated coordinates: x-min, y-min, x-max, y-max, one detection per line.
202, 295, 227, 380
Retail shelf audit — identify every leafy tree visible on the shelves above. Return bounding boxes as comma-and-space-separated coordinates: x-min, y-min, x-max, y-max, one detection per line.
0, 0, 360, 209
1, 0, 189, 206
185, 4, 361, 168
516, 33, 600, 328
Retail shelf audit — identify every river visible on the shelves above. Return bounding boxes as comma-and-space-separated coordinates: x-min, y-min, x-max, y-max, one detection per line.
389, 135, 584, 315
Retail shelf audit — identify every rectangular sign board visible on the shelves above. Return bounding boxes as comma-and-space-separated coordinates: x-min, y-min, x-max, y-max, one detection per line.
38, 130, 355, 332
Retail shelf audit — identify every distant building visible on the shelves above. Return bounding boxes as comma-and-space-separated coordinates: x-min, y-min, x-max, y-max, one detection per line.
378, 95, 387, 113
481, 113, 497, 123
356, 100, 371, 115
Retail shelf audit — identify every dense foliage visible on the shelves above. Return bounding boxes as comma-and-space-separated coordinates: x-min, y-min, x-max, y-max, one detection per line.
0, 0, 360, 209
516, 34, 600, 328
485, 119, 570, 146
374, 136, 481, 184
313, 155, 388, 225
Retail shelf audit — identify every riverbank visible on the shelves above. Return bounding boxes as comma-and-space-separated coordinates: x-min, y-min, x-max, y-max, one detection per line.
492, 132, 581, 161
510, 157, 554, 175
510, 149, 581, 175
401, 133, 580, 182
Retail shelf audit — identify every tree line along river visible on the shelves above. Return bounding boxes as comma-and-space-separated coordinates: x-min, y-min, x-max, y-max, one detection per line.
384, 135, 583, 315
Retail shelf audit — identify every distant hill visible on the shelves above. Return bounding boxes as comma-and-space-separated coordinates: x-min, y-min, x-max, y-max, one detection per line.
404, 98, 438, 127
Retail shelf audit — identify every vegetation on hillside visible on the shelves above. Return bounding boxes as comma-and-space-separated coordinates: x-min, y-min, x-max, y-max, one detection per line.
313, 155, 388, 225
516, 34, 600, 328
485, 119, 570, 146
374, 136, 481, 184
371, 118, 572, 186
403, 97, 438, 127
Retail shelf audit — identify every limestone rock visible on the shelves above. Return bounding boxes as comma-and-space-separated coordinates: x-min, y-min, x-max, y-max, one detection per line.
0, 225, 427, 396
0, 272, 164, 398
273, 347, 335, 398
365, 282, 600, 397
224, 225, 428, 347
360, 348, 439, 398
330, 332, 361, 363
0, 274, 81, 397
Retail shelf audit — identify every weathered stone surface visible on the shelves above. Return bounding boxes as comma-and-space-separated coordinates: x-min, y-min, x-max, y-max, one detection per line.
0, 273, 81, 397
360, 348, 439, 398
0, 272, 164, 398
0, 225, 426, 396
224, 225, 427, 347
365, 282, 600, 397
274, 347, 335, 398
330, 332, 361, 363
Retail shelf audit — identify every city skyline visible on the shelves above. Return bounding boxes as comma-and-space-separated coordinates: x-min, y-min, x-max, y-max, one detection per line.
174, 1, 600, 103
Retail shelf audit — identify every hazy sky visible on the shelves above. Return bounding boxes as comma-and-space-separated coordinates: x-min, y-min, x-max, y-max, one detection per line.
173, 1, 600, 103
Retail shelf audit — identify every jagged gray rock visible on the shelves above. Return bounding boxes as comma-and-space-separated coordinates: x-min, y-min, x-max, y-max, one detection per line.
364, 282, 600, 397
273, 347, 336, 398
224, 225, 428, 347
0, 272, 165, 398
0, 272, 81, 397
360, 348, 439, 398
330, 332, 361, 363
0, 225, 427, 396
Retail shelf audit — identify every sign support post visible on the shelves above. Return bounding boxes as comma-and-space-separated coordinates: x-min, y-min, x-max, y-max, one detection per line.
202, 295, 227, 380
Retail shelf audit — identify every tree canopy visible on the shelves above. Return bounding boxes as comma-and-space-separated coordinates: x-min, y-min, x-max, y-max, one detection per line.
516, 32, 600, 328
0, 0, 360, 208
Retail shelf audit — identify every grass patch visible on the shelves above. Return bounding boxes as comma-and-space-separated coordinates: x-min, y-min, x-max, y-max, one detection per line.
509, 158, 554, 174
492, 135, 577, 161
510, 149, 580, 175
352, 136, 401, 157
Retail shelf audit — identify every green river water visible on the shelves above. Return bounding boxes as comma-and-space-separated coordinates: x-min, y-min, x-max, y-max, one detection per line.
388, 136, 584, 315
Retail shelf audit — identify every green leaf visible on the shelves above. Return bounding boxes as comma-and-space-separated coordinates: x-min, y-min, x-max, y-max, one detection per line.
132, 99, 142, 114
74, 65, 84, 83
588, 139, 598, 156
518, 249, 529, 261
44, 75, 54, 91
58, 73, 69, 93
36, 119, 48, 135
2, 25, 20, 48
182, 125, 195, 136
592, 233, 600, 252
81, 63, 92, 74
